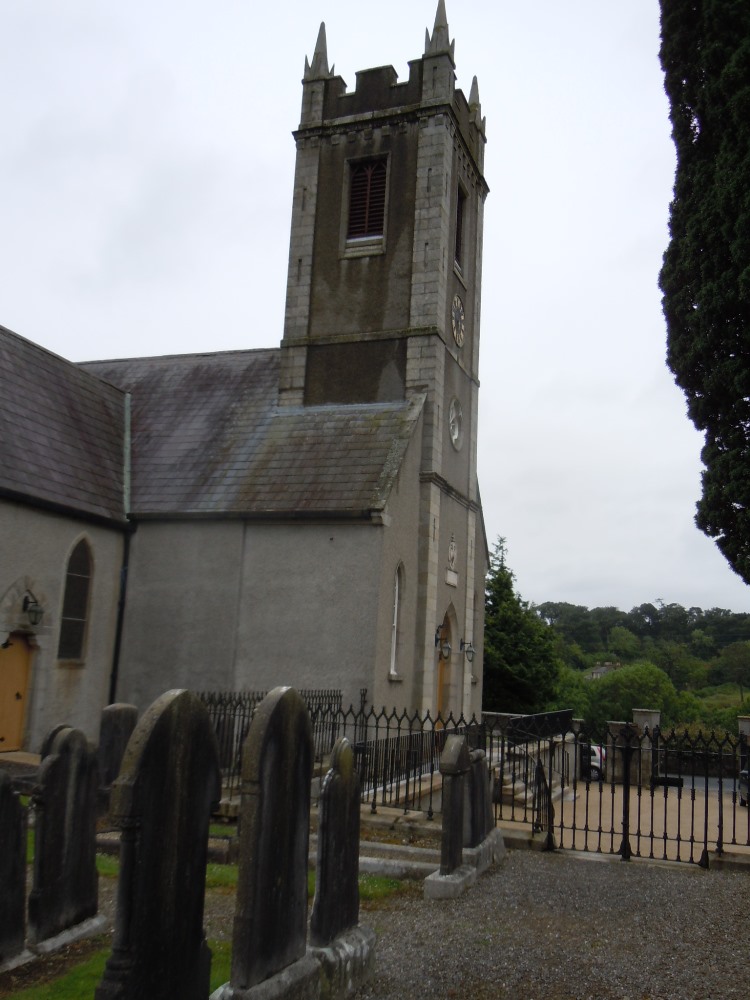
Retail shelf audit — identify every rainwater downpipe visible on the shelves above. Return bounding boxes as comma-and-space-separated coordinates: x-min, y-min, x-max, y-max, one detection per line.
108, 391, 133, 705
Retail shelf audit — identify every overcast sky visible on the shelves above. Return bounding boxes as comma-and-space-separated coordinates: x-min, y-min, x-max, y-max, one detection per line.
2, 1, 747, 614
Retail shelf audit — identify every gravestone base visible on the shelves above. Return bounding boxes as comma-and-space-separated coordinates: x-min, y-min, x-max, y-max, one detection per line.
463, 828, 505, 875
210, 952, 321, 1000
423, 863, 477, 900
311, 924, 376, 1000
0, 949, 34, 974
32, 913, 108, 955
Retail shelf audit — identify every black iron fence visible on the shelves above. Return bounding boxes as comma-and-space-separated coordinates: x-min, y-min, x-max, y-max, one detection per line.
491, 716, 750, 867
198, 692, 750, 866
307, 705, 486, 817
198, 688, 346, 798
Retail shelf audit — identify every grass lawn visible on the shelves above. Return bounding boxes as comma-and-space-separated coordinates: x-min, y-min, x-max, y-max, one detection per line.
6, 940, 232, 1000
13, 828, 404, 997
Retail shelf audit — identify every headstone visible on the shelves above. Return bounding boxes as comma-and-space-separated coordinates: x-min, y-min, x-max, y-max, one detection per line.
98, 703, 138, 789
424, 734, 476, 900
0, 770, 27, 964
95, 689, 220, 1000
465, 749, 493, 848
308, 737, 376, 1000
310, 737, 360, 947
226, 686, 314, 992
28, 726, 99, 944
439, 734, 470, 875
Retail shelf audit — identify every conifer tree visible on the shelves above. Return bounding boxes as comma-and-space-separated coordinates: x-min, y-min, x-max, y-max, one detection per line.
483, 539, 562, 713
659, 0, 750, 582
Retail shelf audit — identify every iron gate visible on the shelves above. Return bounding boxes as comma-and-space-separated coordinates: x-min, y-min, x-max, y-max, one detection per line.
494, 719, 750, 867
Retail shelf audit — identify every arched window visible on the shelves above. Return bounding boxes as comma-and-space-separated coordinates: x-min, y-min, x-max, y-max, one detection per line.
57, 540, 92, 661
389, 565, 403, 677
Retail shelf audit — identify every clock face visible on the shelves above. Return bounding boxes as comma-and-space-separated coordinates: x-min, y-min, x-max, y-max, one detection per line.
451, 294, 465, 347
448, 397, 463, 449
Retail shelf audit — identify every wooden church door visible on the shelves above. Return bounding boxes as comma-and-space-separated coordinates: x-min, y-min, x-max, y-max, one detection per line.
0, 633, 31, 751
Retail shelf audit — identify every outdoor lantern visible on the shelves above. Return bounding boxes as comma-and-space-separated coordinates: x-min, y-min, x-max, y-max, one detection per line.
434, 626, 451, 660
22, 592, 44, 627
460, 639, 475, 663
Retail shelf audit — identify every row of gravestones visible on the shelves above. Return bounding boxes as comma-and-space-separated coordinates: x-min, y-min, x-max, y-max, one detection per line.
0, 687, 375, 999
426, 733, 504, 899
0, 702, 140, 966
0, 723, 106, 964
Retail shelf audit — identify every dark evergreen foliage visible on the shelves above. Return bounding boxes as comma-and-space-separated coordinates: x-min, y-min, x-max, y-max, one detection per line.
482, 540, 562, 713
659, 0, 750, 582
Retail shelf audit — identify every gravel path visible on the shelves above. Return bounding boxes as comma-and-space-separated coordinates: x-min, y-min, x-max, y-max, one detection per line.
6, 846, 744, 999
353, 850, 748, 1000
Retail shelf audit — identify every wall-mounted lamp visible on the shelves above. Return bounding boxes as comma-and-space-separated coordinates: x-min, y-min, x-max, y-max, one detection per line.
434, 626, 451, 660
460, 639, 475, 663
22, 591, 44, 628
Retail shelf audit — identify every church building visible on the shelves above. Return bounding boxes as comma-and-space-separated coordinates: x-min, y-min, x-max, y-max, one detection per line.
0, 2, 489, 751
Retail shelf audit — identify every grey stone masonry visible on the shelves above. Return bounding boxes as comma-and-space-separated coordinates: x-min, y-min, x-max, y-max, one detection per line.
95, 689, 221, 1000
0, 770, 27, 965
28, 726, 99, 945
227, 686, 314, 993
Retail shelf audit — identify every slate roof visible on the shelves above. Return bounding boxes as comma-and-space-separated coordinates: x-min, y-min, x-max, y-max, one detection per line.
0, 325, 127, 523
83, 350, 424, 518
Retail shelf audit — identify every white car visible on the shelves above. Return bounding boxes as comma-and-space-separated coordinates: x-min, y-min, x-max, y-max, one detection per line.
580, 742, 606, 781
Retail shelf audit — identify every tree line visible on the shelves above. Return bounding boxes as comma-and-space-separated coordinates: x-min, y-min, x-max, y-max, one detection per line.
483, 538, 750, 731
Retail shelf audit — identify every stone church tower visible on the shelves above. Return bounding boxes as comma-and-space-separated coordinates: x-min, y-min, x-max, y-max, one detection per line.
0, 3, 489, 747
280, 1, 488, 715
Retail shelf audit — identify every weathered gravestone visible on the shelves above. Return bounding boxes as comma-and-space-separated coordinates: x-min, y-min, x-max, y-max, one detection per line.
98, 703, 138, 790
28, 726, 99, 945
212, 686, 316, 999
95, 689, 220, 1000
438, 734, 470, 875
309, 737, 375, 998
424, 734, 476, 900
465, 750, 493, 848
310, 737, 360, 947
463, 748, 504, 873
0, 770, 27, 965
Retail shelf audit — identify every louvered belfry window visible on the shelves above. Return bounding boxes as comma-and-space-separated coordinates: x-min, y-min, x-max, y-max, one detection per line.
347, 159, 387, 239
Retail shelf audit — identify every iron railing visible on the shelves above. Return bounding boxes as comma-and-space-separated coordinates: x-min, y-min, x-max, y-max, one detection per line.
198, 692, 750, 866
491, 717, 750, 867
198, 688, 345, 798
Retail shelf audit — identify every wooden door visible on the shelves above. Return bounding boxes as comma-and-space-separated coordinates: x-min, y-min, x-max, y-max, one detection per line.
0, 633, 31, 751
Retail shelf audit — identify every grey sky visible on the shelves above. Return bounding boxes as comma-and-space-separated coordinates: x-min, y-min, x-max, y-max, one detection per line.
1, 0, 747, 613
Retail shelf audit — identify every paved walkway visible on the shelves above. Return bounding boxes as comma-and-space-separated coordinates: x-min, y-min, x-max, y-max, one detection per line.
496, 779, 750, 867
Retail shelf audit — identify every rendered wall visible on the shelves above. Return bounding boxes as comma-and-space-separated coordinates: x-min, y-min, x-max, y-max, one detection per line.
370, 421, 423, 713
117, 517, 396, 712
234, 521, 384, 709
0, 499, 124, 749
114, 521, 244, 709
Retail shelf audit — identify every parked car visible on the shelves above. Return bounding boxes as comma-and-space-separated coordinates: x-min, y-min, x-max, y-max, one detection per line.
580, 742, 606, 781
739, 769, 748, 807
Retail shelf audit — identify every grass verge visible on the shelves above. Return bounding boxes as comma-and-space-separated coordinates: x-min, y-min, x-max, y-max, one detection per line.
5, 940, 232, 1000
